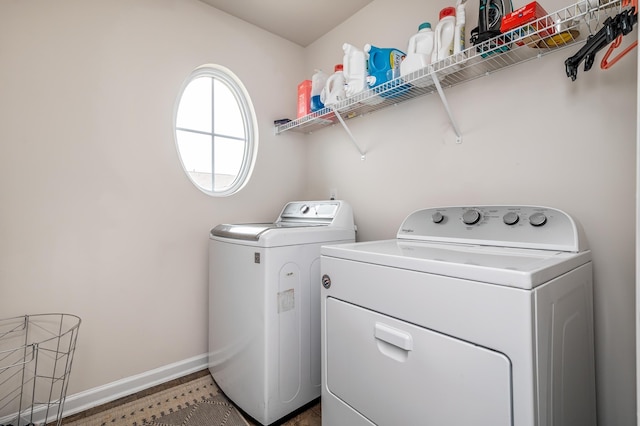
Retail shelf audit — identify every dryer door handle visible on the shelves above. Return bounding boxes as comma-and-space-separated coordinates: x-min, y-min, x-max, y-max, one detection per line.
374, 322, 413, 351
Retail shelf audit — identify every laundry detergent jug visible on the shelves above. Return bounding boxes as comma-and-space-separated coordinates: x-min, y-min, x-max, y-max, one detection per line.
365, 44, 409, 98
342, 43, 368, 98
400, 22, 434, 86
321, 64, 346, 107
432, 7, 456, 63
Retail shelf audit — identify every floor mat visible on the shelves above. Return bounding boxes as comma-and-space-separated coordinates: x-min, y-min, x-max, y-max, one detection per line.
59, 370, 318, 426
147, 395, 248, 426
61, 374, 243, 425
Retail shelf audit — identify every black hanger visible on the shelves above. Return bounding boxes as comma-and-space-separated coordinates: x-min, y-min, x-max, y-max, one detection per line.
565, 7, 637, 80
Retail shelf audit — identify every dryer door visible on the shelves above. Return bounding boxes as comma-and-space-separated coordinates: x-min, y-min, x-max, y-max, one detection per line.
326, 298, 513, 426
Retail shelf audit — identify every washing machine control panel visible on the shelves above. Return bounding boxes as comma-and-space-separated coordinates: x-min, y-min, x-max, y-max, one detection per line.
399, 205, 584, 252
280, 201, 340, 221
276, 201, 357, 231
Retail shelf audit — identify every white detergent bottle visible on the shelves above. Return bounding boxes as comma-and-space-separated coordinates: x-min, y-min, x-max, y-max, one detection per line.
310, 69, 327, 112
321, 64, 346, 107
454, 0, 467, 61
400, 22, 434, 85
432, 7, 456, 64
342, 43, 368, 98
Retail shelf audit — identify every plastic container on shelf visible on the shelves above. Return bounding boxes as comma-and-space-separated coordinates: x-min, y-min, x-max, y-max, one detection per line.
365, 44, 409, 98
365, 44, 405, 87
342, 43, 368, 98
432, 7, 456, 63
454, 0, 466, 57
297, 80, 312, 118
321, 64, 346, 107
310, 69, 328, 112
400, 22, 435, 86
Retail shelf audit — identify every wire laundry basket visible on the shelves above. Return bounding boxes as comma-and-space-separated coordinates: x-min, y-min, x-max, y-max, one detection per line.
0, 314, 81, 426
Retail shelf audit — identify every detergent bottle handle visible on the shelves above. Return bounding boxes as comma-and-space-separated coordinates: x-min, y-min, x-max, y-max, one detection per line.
408, 35, 418, 54
368, 50, 378, 72
342, 44, 352, 79
433, 22, 443, 60
326, 73, 339, 91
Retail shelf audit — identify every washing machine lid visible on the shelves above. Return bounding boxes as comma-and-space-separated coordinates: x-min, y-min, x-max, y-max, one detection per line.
212, 223, 354, 246
210, 200, 356, 247
321, 239, 591, 289
211, 222, 317, 241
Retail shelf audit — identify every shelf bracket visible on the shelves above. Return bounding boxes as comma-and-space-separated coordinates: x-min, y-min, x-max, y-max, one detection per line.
431, 72, 462, 144
331, 106, 366, 160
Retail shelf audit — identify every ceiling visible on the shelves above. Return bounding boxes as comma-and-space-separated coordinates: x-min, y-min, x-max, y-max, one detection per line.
198, 0, 374, 47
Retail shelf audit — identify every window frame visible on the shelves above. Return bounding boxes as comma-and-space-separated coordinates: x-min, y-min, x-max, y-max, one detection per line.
173, 64, 258, 197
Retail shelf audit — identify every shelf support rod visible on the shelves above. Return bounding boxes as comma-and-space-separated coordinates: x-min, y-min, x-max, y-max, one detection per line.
431, 72, 462, 143
331, 106, 366, 160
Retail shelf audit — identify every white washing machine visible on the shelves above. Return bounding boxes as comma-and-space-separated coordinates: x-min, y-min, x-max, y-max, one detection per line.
320, 205, 596, 426
208, 200, 355, 425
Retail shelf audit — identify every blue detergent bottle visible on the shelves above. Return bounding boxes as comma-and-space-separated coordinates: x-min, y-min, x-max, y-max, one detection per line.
364, 44, 409, 98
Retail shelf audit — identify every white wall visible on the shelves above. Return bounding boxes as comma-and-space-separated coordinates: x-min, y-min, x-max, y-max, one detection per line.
0, 0, 635, 424
304, 0, 637, 424
0, 0, 307, 395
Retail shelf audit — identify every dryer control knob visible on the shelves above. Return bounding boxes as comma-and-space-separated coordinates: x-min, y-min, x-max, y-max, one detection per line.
322, 274, 332, 289
432, 212, 445, 224
300, 204, 310, 214
503, 212, 520, 226
462, 209, 481, 225
529, 212, 547, 227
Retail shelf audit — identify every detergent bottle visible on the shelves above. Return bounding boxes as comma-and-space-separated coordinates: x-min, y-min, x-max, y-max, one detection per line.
454, 0, 467, 58
400, 22, 435, 84
365, 44, 405, 88
342, 43, 368, 98
321, 64, 346, 107
310, 69, 327, 112
432, 7, 456, 63
365, 44, 409, 98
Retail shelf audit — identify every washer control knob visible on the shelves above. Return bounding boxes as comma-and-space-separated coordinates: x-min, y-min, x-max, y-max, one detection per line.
529, 212, 547, 227
462, 209, 481, 225
300, 204, 310, 214
503, 212, 520, 226
432, 212, 445, 224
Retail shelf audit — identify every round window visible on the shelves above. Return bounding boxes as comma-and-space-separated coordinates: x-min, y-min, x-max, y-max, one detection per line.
174, 65, 258, 196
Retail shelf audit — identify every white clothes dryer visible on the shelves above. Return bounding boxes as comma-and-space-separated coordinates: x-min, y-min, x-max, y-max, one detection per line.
320, 205, 596, 426
209, 200, 355, 425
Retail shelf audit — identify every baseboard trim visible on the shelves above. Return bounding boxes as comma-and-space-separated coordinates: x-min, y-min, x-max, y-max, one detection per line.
62, 353, 209, 419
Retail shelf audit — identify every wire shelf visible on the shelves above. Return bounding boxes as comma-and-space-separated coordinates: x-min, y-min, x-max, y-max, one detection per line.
0, 314, 81, 426
276, 0, 624, 135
